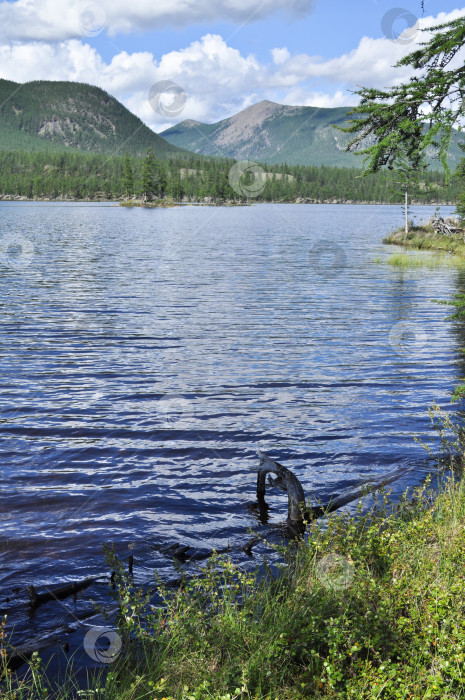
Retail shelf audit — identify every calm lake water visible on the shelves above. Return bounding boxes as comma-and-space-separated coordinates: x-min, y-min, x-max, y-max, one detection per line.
0, 201, 463, 671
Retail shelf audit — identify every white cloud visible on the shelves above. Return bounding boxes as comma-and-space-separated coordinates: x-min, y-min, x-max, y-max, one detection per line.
270, 10, 465, 90
0, 34, 264, 129
0, 0, 316, 41
283, 89, 359, 109
0, 8, 464, 132
271, 47, 290, 65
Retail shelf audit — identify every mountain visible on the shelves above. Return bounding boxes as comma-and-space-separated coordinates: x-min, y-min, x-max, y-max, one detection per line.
0, 79, 182, 158
161, 101, 363, 166
161, 100, 464, 169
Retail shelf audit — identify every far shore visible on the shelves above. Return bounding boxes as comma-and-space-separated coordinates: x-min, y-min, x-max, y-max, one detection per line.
0, 195, 457, 206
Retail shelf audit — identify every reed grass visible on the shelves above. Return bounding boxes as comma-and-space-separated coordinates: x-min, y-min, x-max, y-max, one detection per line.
387, 252, 465, 269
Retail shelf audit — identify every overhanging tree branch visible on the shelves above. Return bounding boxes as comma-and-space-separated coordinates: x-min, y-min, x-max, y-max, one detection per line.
339, 17, 465, 176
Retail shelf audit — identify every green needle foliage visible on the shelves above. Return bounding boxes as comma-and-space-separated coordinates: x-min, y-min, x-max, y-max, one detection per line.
341, 17, 465, 175
141, 148, 157, 202
0, 150, 461, 203
122, 154, 135, 198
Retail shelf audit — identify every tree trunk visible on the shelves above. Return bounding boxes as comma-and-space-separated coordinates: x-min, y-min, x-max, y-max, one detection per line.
405, 188, 408, 234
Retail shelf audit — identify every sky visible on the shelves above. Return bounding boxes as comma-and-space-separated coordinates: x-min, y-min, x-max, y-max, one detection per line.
0, 0, 464, 133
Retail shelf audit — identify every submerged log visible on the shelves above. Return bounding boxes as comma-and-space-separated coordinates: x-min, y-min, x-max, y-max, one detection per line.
27, 577, 98, 610
5, 632, 64, 672
257, 451, 409, 526
243, 537, 260, 556
4, 609, 103, 672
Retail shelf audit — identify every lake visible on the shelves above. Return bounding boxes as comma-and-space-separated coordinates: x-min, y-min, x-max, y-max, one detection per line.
0, 201, 462, 672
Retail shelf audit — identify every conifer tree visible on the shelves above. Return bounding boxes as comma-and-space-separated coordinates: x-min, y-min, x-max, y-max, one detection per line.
341, 16, 465, 175
122, 153, 134, 198
141, 147, 156, 202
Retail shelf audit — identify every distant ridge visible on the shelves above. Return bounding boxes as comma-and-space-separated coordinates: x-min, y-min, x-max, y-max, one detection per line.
0, 79, 183, 157
161, 100, 359, 166
161, 100, 464, 169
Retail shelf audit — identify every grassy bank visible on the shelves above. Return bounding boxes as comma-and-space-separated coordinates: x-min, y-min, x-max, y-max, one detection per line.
384, 219, 465, 268
3, 408, 465, 699
385, 222, 465, 254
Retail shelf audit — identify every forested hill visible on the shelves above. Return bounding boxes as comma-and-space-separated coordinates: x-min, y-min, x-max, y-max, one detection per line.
0, 79, 182, 157
161, 100, 464, 169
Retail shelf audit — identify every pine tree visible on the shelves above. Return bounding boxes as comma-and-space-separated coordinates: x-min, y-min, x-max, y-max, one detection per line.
122, 153, 134, 198
157, 163, 168, 199
342, 16, 465, 175
140, 148, 156, 202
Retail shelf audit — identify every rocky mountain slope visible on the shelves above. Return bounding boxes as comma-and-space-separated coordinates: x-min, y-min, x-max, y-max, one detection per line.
0, 79, 182, 157
161, 100, 463, 168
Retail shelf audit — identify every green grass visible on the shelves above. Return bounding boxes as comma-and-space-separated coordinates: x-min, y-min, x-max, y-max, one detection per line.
387, 252, 465, 269
384, 220, 465, 255
383, 218, 465, 269
3, 407, 465, 699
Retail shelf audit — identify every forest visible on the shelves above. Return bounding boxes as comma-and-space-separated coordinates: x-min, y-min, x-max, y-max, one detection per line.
0, 148, 461, 204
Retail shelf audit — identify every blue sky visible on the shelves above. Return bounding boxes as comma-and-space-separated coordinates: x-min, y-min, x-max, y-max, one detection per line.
0, 0, 463, 131
96, 0, 455, 62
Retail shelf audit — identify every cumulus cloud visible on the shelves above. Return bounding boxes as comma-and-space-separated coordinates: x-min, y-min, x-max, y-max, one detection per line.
271, 47, 290, 65
283, 89, 359, 109
270, 9, 465, 90
0, 0, 316, 41
0, 33, 264, 129
0, 9, 464, 132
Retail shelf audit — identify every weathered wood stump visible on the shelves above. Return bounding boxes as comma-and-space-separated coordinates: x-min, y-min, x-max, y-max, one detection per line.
432, 216, 464, 237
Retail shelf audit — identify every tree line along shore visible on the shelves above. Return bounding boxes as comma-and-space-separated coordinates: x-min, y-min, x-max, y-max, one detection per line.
0, 149, 461, 204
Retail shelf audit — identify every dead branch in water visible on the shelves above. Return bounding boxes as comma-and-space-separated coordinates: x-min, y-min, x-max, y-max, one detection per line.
257, 451, 409, 527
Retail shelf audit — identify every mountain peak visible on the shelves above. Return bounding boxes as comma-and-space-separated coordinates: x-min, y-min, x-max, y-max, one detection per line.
161, 99, 357, 165
227, 100, 297, 126
178, 119, 203, 128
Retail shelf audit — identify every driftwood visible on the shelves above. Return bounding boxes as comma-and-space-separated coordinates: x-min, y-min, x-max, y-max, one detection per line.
257, 451, 409, 526
3, 609, 100, 672
432, 216, 464, 238
257, 451, 307, 523
5, 630, 69, 672
27, 577, 99, 610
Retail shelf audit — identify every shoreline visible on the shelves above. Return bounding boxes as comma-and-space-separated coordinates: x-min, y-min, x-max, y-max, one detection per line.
384, 219, 465, 254
0, 196, 457, 206
4, 462, 465, 699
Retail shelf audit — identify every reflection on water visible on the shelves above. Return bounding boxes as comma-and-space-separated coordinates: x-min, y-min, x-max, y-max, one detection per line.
0, 201, 462, 663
